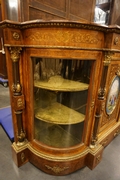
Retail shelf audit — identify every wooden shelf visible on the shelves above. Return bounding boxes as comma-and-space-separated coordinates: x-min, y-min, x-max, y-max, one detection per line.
35, 102, 85, 124
34, 75, 89, 92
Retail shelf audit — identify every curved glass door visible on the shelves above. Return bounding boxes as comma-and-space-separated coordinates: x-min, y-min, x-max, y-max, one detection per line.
33, 58, 93, 148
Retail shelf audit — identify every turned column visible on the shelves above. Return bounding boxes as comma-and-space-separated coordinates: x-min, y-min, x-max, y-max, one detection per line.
9, 47, 26, 146
90, 51, 112, 148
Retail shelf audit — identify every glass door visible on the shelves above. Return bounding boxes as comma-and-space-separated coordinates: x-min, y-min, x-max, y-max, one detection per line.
32, 57, 93, 148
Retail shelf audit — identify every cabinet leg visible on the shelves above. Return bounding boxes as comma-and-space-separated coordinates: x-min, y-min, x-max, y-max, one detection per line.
11, 142, 29, 167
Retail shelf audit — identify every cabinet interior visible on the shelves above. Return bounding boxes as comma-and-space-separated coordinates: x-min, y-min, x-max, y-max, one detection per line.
33, 58, 93, 148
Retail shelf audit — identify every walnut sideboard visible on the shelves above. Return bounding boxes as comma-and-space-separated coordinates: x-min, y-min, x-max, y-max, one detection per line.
1, 20, 120, 175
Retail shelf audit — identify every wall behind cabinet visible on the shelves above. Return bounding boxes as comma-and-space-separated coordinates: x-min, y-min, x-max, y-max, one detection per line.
20, 0, 96, 22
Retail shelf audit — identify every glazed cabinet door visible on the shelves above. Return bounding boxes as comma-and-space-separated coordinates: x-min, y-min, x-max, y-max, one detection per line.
33, 58, 93, 148
22, 48, 102, 151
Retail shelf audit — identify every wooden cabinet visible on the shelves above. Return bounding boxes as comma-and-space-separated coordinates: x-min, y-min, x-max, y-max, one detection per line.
1, 20, 120, 175
1, 0, 120, 176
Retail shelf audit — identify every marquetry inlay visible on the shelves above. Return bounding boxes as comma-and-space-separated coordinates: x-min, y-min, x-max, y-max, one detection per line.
25, 30, 102, 46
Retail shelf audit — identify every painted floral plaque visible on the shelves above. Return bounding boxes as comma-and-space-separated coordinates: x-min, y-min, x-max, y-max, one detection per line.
106, 76, 120, 115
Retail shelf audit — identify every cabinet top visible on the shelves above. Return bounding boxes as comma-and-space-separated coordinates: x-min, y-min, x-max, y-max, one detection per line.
1, 20, 120, 52
0, 19, 120, 33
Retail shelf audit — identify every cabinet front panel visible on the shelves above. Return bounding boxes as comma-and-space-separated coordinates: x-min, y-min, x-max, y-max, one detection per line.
99, 62, 120, 132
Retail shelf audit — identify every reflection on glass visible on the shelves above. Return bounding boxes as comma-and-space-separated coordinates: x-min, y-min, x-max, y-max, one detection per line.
33, 58, 93, 148
5, 0, 18, 21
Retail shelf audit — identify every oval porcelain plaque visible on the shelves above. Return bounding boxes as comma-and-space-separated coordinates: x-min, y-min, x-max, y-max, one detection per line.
106, 76, 120, 115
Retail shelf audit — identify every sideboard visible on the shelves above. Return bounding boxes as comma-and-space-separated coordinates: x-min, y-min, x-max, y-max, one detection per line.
1, 20, 120, 175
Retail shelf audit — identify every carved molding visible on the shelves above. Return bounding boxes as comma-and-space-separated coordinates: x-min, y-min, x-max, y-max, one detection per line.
2, 20, 120, 34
